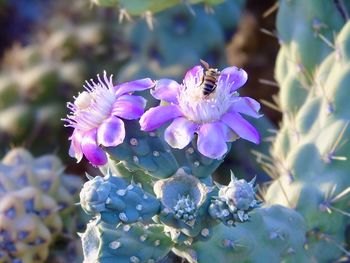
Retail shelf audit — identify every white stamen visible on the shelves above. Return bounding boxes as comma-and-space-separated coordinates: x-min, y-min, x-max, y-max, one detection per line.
178, 69, 237, 123
65, 71, 116, 132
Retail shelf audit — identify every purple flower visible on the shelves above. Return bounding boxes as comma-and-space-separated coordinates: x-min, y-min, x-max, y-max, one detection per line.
63, 71, 155, 165
140, 63, 261, 159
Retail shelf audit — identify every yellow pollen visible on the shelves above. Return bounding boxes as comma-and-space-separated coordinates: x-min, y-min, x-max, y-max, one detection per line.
75, 91, 92, 110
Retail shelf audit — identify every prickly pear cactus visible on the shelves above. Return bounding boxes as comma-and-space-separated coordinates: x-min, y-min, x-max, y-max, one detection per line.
0, 148, 83, 263
263, 4, 350, 262
65, 59, 308, 262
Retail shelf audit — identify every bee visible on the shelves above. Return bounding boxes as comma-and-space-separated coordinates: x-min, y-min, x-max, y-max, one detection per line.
199, 59, 221, 96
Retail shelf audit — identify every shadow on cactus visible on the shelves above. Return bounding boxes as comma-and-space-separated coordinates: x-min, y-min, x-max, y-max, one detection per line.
65, 61, 308, 262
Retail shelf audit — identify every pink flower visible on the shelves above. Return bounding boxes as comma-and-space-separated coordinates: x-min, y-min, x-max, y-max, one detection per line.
140, 63, 261, 159
63, 71, 154, 165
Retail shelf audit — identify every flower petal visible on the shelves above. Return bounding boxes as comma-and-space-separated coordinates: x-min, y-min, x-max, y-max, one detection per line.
220, 121, 239, 142
151, 79, 181, 104
229, 97, 262, 118
219, 66, 248, 92
69, 129, 84, 162
164, 117, 198, 149
221, 112, 260, 144
183, 65, 203, 88
114, 78, 155, 97
140, 105, 183, 131
112, 95, 146, 120
197, 122, 228, 159
81, 129, 108, 165
97, 116, 125, 147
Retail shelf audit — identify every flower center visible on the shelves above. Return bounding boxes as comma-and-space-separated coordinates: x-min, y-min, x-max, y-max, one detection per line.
178, 76, 237, 123
64, 72, 116, 132
173, 195, 197, 223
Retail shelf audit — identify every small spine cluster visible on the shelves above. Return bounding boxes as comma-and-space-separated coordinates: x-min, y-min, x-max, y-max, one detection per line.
80, 171, 160, 225
209, 173, 258, 225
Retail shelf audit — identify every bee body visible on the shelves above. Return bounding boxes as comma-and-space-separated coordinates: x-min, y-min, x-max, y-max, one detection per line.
199, 60, 220, 96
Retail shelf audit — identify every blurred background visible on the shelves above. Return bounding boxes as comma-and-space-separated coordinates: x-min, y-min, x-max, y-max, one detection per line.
0, 0, 279, 181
